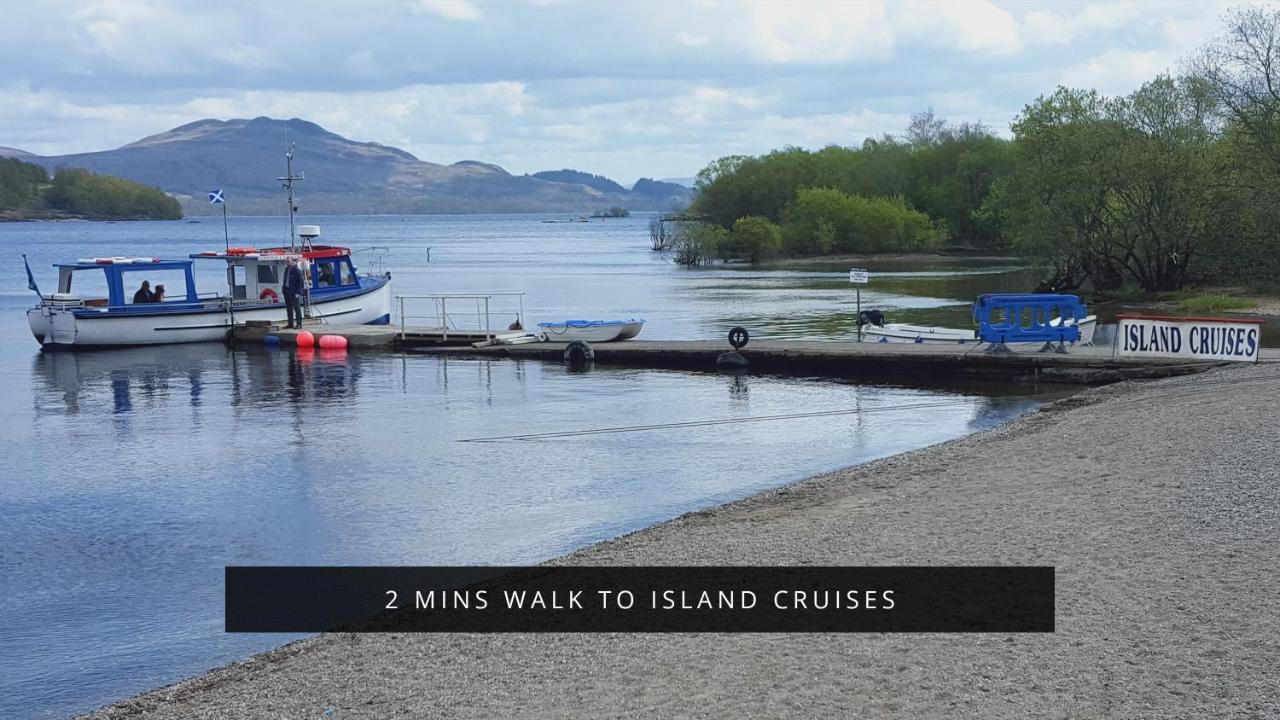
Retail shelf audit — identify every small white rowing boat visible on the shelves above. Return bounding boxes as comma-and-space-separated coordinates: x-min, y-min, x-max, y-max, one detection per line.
861, 315, 1097, 345
538, 319, 644, 343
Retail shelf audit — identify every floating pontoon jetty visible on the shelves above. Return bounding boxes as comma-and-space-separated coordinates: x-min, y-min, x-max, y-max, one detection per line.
230, 318, 1251, 384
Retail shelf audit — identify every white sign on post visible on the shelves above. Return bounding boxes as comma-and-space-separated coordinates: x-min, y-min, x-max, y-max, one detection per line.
1115, 314, 1263, 363
848, 268, 869, 284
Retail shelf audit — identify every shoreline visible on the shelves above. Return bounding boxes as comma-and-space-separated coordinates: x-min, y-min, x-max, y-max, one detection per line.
84, 363, 1280, 718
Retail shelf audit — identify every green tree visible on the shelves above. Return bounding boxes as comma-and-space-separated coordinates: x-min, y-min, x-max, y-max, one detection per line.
670, 222, 726, 266
990, 79, 1226, 292
722, 216, 783, 263
45, 168, 181, 219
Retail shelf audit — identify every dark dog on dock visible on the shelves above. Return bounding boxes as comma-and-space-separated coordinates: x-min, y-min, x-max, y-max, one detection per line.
858, 310, 886, 327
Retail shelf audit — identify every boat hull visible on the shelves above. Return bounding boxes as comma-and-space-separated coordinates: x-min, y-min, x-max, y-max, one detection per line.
861, 316, 1097, 345
538, 320, 644, 343
29, 281, 391, 350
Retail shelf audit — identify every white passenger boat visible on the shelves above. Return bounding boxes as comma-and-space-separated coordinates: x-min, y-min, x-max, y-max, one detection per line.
26, 239, 392, 350
860, 314, 1096, 345
537, 319, 645, 342
25, 152, 393, 350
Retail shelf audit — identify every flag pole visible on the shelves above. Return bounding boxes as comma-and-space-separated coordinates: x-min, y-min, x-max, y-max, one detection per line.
222, 200, 230, 252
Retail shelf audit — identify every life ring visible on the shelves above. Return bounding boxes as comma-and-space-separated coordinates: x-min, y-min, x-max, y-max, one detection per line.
260, 288, 280, 303
728, 326, 749, 350
227, 247, 257, 256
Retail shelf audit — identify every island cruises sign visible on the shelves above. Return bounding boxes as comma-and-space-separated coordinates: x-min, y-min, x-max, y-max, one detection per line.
1115, 314, 1263, 363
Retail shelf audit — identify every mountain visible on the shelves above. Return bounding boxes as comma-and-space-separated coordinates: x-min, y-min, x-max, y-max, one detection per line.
532, 169, 627, 194
631, 178, 694, 204
14, 117, 692, 215
659, 176, 697, 188
0, 146, 37, 159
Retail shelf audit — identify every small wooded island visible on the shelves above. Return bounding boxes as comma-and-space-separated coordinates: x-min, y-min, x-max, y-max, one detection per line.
0, 158, 181, 221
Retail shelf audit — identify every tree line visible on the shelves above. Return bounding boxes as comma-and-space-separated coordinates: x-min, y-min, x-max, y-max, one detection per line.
0, 158, 182, 220
681, 7, 1280, 293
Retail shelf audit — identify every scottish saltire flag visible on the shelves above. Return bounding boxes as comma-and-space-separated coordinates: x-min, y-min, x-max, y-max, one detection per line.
23, 254, 41, 296
208, 189, 225, 204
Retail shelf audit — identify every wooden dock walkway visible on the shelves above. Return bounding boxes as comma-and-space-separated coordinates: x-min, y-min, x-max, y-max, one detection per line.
229, 321, 1264, 384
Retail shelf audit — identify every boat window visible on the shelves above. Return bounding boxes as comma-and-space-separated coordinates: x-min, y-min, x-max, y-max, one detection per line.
68, 268, 109, 303
316, 261, 336, 288
339, 262, 356, 285
124, 268, 189, 304
231, 265, 247, 300
257, 264, 279, 284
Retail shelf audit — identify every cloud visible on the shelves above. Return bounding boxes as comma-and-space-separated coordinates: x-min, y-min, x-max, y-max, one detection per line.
1062, 49, 1176, 95
0, 1, 1242, 180
416, 0, 483, 21
895, 1, 1022, 55
675, 30, 709, 48
1023, 3, 1145, 46
733, 1, 895, 63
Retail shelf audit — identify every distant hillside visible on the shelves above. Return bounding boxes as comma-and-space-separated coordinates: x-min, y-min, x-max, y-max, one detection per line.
13, 117, 692, 215
0, 146, 37, 159
0, 157, 181, 220
532, 169, 627, 194
631, 178, 694, 203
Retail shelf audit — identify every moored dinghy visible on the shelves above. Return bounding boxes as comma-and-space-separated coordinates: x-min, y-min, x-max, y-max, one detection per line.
858, 305, 1097, 346
538, 319, 645, 342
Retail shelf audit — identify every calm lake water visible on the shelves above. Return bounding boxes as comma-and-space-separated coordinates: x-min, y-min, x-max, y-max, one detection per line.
1, 214, 1054, 718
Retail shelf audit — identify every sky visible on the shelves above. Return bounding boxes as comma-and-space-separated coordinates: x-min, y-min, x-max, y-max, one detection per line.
0, 0, 1255, 183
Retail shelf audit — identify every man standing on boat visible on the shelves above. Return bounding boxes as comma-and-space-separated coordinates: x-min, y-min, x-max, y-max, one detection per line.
282, 258, 304, 329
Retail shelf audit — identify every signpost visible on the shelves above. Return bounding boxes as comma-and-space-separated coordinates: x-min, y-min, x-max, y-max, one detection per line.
849, 268, 868, 341
1113, 314, 1263, 363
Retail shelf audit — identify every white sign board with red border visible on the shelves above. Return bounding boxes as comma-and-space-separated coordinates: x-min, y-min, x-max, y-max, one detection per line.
1115, 314, 1263, 363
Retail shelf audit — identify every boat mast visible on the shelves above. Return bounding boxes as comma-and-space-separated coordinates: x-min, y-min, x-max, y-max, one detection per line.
278, 144, 304, 250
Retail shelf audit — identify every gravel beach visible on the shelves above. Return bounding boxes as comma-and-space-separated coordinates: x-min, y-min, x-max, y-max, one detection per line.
86, 363, 1280, 719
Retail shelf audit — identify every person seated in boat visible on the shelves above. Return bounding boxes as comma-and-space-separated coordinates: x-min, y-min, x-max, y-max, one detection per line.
132, 280, 155, 304
153, 284, 166, 303
317, 262, 335, 288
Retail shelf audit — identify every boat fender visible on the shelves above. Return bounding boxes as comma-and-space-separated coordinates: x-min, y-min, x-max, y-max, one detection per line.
858, 310, 885, 327
564, 340, 594, 365
728, 326, 749, 350
716, 350, 749, 372
260, 288, 279, 303
263, 335, 281, 347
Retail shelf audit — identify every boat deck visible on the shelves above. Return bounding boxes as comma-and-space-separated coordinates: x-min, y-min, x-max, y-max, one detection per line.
232, 321, 518, 348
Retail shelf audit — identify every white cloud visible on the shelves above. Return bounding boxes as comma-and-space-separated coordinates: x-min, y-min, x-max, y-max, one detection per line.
416, 0, 483, 21
0, 0, 1246, 180
676, 30, 709, 48
895, 1, 1022, 55
671, 86, 767, 125
1023, 3, 1145, 46
734, 1, 895, 63
1062, 49, 1174, 95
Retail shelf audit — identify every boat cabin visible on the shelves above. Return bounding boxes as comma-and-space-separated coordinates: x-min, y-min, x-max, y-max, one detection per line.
53, 258, 199, 308
190, 245, 364, 304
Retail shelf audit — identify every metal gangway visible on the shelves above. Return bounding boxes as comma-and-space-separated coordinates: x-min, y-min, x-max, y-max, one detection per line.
395, 292, 528, 344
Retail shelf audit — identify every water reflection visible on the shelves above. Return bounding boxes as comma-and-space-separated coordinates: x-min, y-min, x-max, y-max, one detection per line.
32, 344, 365, 418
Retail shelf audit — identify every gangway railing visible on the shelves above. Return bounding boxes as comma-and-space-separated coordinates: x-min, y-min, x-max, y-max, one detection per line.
396, 292, 527, 342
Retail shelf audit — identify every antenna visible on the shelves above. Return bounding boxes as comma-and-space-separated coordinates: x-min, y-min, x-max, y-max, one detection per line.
278, 142, 304, 250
